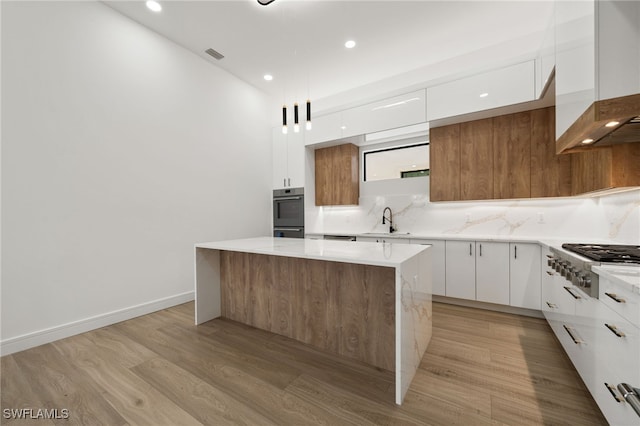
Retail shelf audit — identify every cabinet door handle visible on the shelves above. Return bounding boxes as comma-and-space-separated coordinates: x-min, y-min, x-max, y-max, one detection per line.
479, 244, 482, 257
469, 243, 472, 256
605, 323, 626, 338
514, 245, 517, 259
563, 286, 581, 300
546, 301, 557, 309
283, 178, 286, 187
563, 325, 582, 344
605, 292, 626, 303
605, 383, 623, 402
288, 177, 291, 186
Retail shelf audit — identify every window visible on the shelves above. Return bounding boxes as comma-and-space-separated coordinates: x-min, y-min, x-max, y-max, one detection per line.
363, 143, 429, 182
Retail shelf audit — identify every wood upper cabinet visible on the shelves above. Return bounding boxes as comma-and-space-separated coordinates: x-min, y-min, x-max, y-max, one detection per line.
315, 143, 359, 206
430, 106, 562, 201
571, 142, 640, 195
531, 107, 572, 197
460, 119, 493, 200
493, 112, 531, 199
429, 125, 460, 201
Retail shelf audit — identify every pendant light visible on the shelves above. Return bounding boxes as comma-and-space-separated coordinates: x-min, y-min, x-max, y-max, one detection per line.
282, 105, 288, 134
294, 103, 300, 133
306, 100, 312, 130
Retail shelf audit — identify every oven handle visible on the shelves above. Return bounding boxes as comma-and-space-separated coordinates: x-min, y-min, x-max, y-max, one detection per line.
274, 228, 302, 232
617, 383, 640, 418
274, 196, 303, 201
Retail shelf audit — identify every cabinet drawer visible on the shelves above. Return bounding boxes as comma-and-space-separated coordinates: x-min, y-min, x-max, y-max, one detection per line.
599, 277, 640, 328
592, 365, 640, 426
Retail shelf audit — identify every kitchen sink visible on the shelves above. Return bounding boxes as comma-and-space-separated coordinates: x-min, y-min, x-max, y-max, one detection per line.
361, 232, 411, 237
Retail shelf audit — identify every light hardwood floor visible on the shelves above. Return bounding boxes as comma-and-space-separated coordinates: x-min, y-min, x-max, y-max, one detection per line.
1, 302, 607, 425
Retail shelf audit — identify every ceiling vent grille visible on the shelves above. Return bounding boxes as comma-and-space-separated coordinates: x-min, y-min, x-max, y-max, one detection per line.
205, 48, 224, 60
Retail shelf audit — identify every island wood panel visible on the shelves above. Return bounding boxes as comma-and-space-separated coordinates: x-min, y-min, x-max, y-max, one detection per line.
429, 124, 460, 201
493, 111, 531, 199
339, 263, 395, 370
290, 257, 339, 354
531, 107, 572, 197
220, 251, 396, 371
460, 119, 493, 200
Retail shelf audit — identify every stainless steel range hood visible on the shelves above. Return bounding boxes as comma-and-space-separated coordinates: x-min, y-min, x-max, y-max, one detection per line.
556, 93, 640, 154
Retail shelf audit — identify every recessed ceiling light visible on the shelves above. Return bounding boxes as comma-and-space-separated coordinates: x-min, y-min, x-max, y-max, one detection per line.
605, 121, 620, 127
263, 74, 273, 81
479, 92, 489, 98
146, 0, 162, 12
345, 40, 356, 49
581, 138, 595, 145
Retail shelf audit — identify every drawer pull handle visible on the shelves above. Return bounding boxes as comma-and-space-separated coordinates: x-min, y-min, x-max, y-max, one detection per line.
546, 301, 557, 309
563, 286, 580, 300
605, 292, 626, 304
605, 323, 626, 338
605, 383, 623, 402
563, 325, 582, 345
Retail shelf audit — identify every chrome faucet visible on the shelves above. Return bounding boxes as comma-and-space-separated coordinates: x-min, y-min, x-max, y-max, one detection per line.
382, 207, 395, 233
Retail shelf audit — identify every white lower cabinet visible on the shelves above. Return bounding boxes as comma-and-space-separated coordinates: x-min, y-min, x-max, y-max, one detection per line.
445, 240, 476, 300
475, 242, 510, 305
542, 268, 640, 425
509, 243, 541, 310
411, 239, 446, 296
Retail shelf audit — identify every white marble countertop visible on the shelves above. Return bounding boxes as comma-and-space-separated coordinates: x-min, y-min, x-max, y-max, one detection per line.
196, 237, 429, 268
592, 264, 640, 295
307, 231, 613, 249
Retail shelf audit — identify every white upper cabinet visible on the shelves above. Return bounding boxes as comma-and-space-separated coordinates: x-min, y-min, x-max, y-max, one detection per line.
555, 0, 640, 139
304, 90, 426, 146
272, 127, 305, 189
426, 60, 536, 122
536, 16, 556, 99
305, 112, 343, 146
341, 90, 426, 139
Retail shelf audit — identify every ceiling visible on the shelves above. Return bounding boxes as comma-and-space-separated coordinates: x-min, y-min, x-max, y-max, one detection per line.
104, 0, 554, 107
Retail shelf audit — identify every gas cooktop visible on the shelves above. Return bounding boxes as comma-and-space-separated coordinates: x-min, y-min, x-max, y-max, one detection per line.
562, 243, 640, 264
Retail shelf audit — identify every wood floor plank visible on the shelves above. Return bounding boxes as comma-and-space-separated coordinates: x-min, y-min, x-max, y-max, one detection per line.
2, 301, 608, 425
51, 334, 201, 426
0, 355, 56, 426
9, 343, 128, 426
131, 357, 277, 425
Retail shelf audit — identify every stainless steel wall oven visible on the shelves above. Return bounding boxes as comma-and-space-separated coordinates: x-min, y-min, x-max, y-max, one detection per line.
273, 187, 304, 238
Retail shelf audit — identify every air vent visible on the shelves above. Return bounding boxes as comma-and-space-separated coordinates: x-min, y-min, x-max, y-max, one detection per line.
204, 48, 224, 60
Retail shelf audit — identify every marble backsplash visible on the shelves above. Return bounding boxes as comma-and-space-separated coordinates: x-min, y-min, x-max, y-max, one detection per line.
306, 185, 640, 244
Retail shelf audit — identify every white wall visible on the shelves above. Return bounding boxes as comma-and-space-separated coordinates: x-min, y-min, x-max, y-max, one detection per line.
1, 1, 272, 354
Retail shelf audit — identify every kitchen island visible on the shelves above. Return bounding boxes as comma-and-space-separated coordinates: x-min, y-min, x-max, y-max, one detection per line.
194, 237, 432, 405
